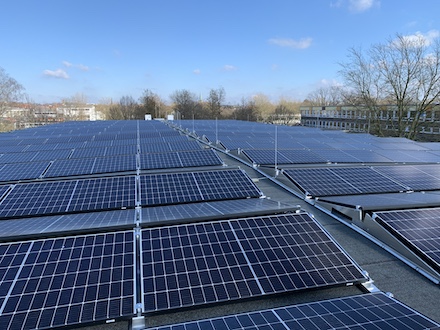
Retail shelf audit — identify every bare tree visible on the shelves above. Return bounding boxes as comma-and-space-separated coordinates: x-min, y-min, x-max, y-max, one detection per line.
305, 85, 344, 106
0, 67, 25, 117
233, 98, 258, 121
107, 95, 141, 120
339, 33, 440, 139
139, 89, 163, 118
206, 87, 225, 118
170, 89, 199, 119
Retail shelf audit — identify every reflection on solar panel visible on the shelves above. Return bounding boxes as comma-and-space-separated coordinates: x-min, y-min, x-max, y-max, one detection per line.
141, 199, 294, 224
330, 167, 406, 194
374, 208, 440, 271
141, 213, 366, 312
0, 231, 135, 329
140, 170, 261, 206
0, 176, 136, 219
242, 150, 290, 165
283, 167, 407, 197
150, 292, 440, 330
283, 168, 362, 196
373, 165, 440, 191
0, 209, 137, 239
0, 161, 50, 182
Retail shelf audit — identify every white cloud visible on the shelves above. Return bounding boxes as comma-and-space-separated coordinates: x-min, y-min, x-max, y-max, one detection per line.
401, 29, 440, 46
43, 69, 69, 79
223, 64, 237, 71
332, 0, 379, 12
349, 0, 376, 12
268, 37, 312, 49
63, 60, 89, 71
193, 69, 201, 75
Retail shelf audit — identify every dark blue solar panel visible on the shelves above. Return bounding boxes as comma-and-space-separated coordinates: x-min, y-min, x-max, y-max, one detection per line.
242, 150, 291, 165
139, 153, 182, 170
92, 155, 137, 174
70, 147, 106, 159
0, 152, 38, 164
0, 231, 135, 329
141, 213, 366, 312
140, 170, 261, 207
177, 150, 223, 167
0, 180, 77, 218
0, 209, 136, 238
67, 176, 136, 212
283, 167, 407, 197
374, 208, 440, 271
0, 161, 50, 182
0, 176, 136, 219
44, 158, 96, 178
104, 144, 137, 156
372, 165, 440, 191
150, 292, 440, 330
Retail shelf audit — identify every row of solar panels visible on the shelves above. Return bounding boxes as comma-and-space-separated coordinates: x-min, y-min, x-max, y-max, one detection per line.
282, 164, 440, 197
0, 213, 372, 329
241, 148, 440, 164
0, 120, 178, 146
0, 140, 202, 162
0, 149, 223, 182
0, 169, 261, 219
176, 119, 440, 152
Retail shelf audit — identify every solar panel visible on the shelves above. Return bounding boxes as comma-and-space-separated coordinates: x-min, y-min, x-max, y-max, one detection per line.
0, 209, 137, 239
92, 155, 137, 174
149, 292, 440, 330
139, 170, 261, 207
44, 158, 96, 178
140, 143, 172, 153
177, 150, 223, 167
374, 208, 440, 271
139, 153, 182, 170
283, 167, 407, 197
242, 149, 290, 165
141, 199, 295, 224
372, 165, 440, 191
0, 152, 38, 164
0, 176, 137, 219
141, 213, 367, 312
312, 149, 360, 163
104, 144, 137, 156
329, 167, 406, 194
0, 161, 50, 182
70, 147, 106, 159
283, 168, 362, 197
0, 231, 135, 329
67, 176, 136, 212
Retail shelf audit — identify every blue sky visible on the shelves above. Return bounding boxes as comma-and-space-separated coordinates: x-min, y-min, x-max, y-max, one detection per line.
2, 0, 439, 104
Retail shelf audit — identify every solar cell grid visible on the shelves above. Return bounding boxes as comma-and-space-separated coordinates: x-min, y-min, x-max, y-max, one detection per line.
70, 147, 106, 159
242, 149, 291, 165
141, 213, 366, 312
139, 153, 182, 170
92, 155, 137, 174
283, 168, 362, 197
177, 150, 223, 167
0, 181, 77, 219
140, 143, 172, 153
374, 208, 440, 270
372, 165, 440, 191
193, 170, 261, 201
0, 231, 135, 329
329, 167, 406, 194
149, 292, 440, 330
67, 176, 136, 212
0, 161, 50, 182
44, 158, 96, 178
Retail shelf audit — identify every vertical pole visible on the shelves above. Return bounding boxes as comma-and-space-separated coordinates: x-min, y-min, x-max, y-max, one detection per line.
275, 125, 278, 176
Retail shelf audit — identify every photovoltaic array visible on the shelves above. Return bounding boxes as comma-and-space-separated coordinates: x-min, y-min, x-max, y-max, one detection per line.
141, 213, 367, 312
1, 120, 439, 329
149, 292, 440, 330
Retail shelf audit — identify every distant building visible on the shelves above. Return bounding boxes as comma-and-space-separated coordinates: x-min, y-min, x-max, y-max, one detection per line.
2, 104, 102, 129
300, 104, 440, 139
